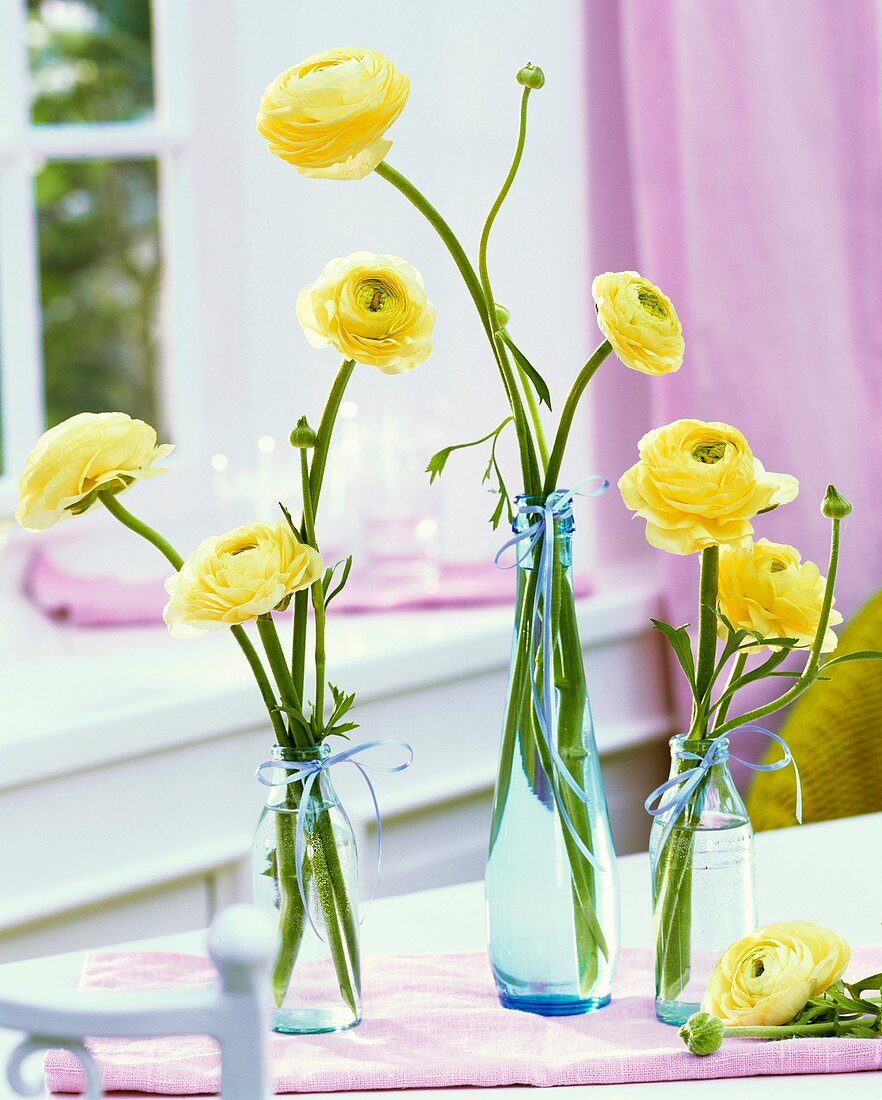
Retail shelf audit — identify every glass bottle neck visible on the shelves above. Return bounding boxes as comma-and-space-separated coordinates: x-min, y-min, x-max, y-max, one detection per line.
667, 734, 748, 823
512, 491, 576, 573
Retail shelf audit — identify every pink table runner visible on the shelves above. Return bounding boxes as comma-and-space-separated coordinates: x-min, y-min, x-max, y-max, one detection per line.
45, 947, 882, 1093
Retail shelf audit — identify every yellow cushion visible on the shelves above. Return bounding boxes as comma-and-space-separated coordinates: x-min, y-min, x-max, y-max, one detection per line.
747, 588, 882, 831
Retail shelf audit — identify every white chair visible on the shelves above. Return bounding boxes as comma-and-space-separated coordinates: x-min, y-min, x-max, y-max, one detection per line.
0, 905, 275, 1099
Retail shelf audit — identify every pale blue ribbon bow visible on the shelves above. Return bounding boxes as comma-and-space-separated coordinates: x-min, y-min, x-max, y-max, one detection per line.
644, 725, 802, 877
256, 739, 413, 938
494, 479, 609, 871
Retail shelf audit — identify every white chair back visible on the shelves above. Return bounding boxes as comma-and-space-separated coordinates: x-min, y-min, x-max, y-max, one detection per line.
0, 905, 275, 1099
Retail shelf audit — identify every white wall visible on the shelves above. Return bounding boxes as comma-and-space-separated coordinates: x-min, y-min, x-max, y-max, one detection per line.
185, 0, 599, 566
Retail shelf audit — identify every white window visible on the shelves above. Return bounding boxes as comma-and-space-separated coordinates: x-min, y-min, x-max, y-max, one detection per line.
0, 0, 199, 509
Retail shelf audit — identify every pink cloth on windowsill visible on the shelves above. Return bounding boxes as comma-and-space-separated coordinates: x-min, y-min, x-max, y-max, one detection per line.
23, 550, 593, 627
44, 947, 882, 1094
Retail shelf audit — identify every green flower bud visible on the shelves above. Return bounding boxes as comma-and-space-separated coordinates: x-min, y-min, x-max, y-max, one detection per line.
516, 63, 545, 90
289, 416, 317, 450
679, 1012, 724, 1056
494, 302, 511, 329
822, 484, 852, 520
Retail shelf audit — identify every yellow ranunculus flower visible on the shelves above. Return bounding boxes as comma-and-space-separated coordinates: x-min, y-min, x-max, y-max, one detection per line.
163, 522, 323, 639
702, 922, 850, 1027
297, 252, 435, 373
592, 271, 684, 376
256, 47, 409, 180
718, 539, 843, 652
16, 412, 173, 532
618, 419, 799, 555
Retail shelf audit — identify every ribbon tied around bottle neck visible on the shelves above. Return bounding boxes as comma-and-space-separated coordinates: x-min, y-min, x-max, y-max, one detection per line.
494, 479, 609, 871
645, 725, 802, 877
255, 739, 413, 939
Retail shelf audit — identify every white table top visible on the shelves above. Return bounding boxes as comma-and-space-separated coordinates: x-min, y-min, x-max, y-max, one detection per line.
0, 812, 879, 1098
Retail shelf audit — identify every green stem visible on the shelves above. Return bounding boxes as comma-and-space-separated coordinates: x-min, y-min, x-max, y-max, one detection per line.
542, 342, 612, 495
257, 615, 306, 746
715, 517, 841, 737
477, 87, 547, 476
291, 359, 354, 691
300, 453, 327, 732
375, 158, 540, 494
309, 359, 355, 513
724, 1021, 849, 1040
712, 652, 747, 732
99, 490, 182, 569
694, 546, 720, 731
98, 492, 288, 745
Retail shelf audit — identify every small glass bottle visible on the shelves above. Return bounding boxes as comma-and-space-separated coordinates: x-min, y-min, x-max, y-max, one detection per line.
252, 744, 361, 1034
650, 734, 756, 1026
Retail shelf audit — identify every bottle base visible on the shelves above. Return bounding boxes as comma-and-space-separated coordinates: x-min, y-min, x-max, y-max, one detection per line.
499, 992, 611, 1017
655, 997, 700, 1026
272, 1005, 361, 1035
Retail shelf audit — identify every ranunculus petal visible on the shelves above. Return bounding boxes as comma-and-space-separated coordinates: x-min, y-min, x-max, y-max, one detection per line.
163, 522, 324, 638
257, 48, 408, 179
16, 412, 172, 531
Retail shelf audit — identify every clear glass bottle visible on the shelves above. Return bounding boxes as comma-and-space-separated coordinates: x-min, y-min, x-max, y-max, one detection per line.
650, 734, 756, 1026
486, 493, 620, 1015
252, 744, 361, 1034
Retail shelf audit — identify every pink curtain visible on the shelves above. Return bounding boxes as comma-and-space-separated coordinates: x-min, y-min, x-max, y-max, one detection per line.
586, 0, 882, 739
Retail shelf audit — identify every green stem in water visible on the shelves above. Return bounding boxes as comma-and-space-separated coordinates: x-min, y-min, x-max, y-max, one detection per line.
375, 158, 540, 495
693, 545, 720, 732
543, 342, 612, 495
98, 491, 288, 745
714, 516, 842, 737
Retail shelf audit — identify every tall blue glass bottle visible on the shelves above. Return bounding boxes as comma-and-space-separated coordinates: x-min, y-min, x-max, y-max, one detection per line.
486, 493, 620, 1015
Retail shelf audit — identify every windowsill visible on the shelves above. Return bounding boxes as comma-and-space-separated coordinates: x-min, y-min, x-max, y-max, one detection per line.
1, 541, 664, 792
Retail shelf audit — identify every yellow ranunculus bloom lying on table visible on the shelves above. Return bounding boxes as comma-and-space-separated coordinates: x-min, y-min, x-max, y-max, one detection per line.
702, 921, 850, 1027
679, 921, 882, 1056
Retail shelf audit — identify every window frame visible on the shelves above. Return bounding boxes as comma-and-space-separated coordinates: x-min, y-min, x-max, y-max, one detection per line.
0, 0, 200, 511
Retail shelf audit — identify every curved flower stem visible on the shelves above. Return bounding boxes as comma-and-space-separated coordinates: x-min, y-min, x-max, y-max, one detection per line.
309, 359, 355, 513
694, 546, 720, 732
477, 87, 547, 475
99, 490, 183, 570
375, 159, 540, 495
98, 491, 288, 745
291, 358, 355, 695
714, 517, 842, 737
542, 341, 612, 495
712, 652, 747, 732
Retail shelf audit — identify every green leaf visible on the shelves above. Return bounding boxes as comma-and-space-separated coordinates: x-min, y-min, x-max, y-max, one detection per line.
498, 330, 552, 409
820, 650, 882, 670
278, 501, 301, 537
425, 417, 512, 484
273, 703, 312, 737
326, 721, 359, 738
323, 556, 353, 608
651, 618, 698, 699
